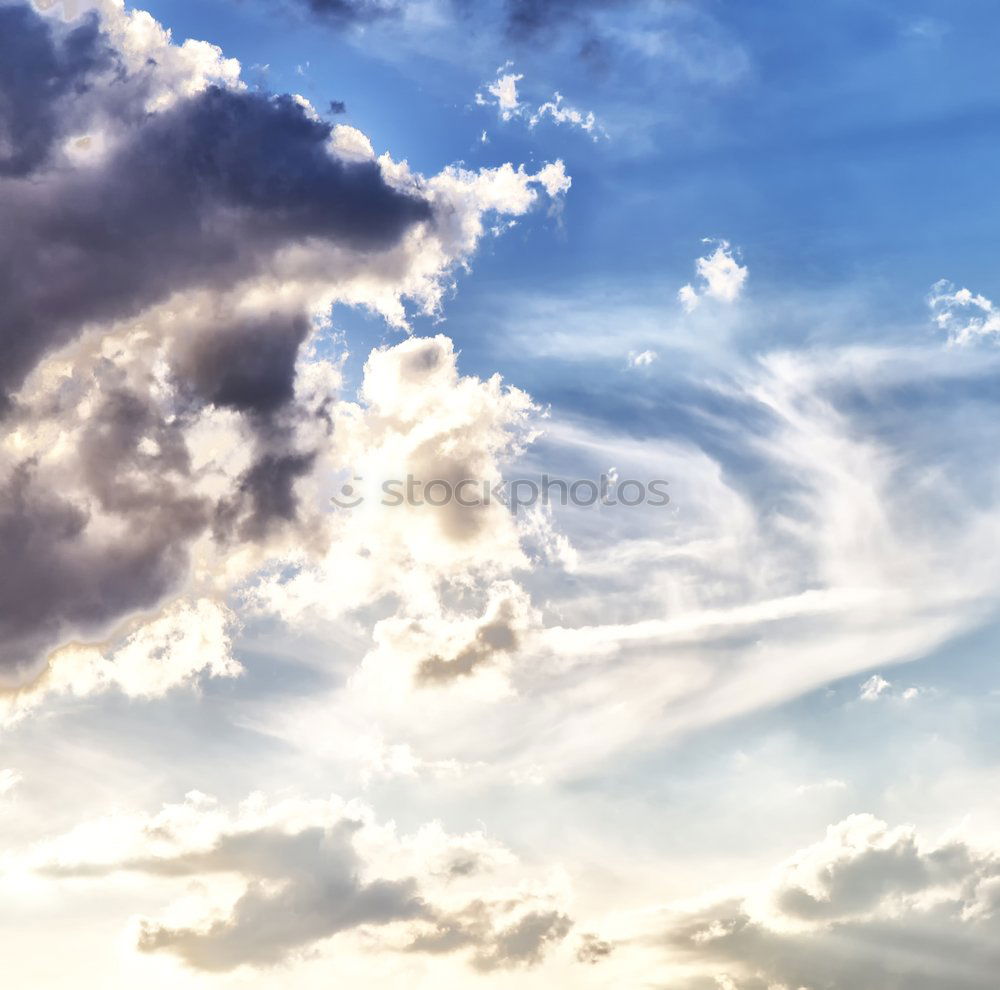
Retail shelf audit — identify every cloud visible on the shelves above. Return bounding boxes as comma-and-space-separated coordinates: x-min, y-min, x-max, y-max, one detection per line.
477, 64, 604, 137
245, 334, 544, 651
629, 349, 658, 367
416, 582, 536, 684
406, 900, 572, 971
0, 4, 117, 178
2, 79, 430, 398
529, 92, 604, 138
859, 673, 891, 701
661, 815, 1000, 989
576, 932, 615, 963
23, 790, 571, 972
476, 64, 524, 120
678, 239, 748, 311
0, 2, 569, 690
134, 823, 425, 971
1, 598, 241, 725
858, 673, 921, 705
929, 280, 1000, 346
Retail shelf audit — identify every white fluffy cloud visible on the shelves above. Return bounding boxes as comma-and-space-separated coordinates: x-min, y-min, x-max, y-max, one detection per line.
477, 64, 524, 121
679, 239, 748, 311
929, 279, 1000, 346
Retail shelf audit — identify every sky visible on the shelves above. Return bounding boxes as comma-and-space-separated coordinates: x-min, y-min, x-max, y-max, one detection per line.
2, 0, 1000, 987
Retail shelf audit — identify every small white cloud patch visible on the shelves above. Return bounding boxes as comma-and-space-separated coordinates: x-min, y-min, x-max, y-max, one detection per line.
477, 66, 603, 138
929, 280, 1000, 346
859, 674, 891, 701
477, 63, 524, 121
629, 349, 658, 368
679, 239, 748, 311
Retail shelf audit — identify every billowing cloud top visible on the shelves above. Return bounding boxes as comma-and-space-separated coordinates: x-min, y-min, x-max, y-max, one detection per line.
0, 0, 568, 689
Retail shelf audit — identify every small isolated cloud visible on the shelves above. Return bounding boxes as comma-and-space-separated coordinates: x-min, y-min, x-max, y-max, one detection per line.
529, 92, 605, 140
628, 349, 658, 368
929, 280, 1000, 346
476, 63, 524, 120
859, 673, 891, 701
477, 65, 603, 137
678, 239, 748, 311
859, 674, 920, 704
576, 932, 615, 964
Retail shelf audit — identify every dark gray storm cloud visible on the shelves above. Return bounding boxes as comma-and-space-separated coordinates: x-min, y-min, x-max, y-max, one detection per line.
0, 458, 205, 686
172, 314, 311, 416
0, 5, 117, 177
215, 451, 318, 542
0, 2, 432, 680
0, 34, 430, 400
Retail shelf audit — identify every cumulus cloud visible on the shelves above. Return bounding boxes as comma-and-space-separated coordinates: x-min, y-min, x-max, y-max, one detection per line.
929, 280, 1000, 346
661, 815, 1000, 989
476, 63, 524, 120
0, 2, 569, 691
678, 239, 748, 311
245, 334, 550, 696
22, 790, 571, 972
